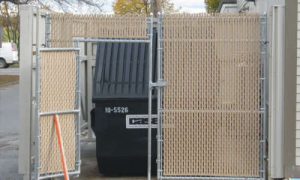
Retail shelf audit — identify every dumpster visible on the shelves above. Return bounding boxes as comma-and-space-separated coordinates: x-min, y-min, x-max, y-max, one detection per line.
91, 36, 157, 175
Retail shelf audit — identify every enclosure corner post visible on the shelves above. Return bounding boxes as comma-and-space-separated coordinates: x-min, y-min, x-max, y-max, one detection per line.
270, 5, 285, 179
19, 5, 35, 180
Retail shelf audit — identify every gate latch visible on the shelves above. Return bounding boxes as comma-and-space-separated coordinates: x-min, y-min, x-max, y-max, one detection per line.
150, 79, 167, 88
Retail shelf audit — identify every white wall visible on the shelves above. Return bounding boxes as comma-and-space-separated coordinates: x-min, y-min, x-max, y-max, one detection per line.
236, 0, 285, 14
220, 4, 238, 13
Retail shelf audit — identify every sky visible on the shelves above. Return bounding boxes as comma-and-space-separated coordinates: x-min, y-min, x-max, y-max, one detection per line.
102, 0, 206, 13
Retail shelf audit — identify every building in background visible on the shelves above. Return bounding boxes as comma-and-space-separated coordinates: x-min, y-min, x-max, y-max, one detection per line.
218, 0, 267, 13
217, 0, 238, 13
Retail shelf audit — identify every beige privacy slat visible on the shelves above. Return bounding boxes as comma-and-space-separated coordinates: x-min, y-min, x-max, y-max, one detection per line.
39, 51, 77, 174
39, 115, 76, 174
163, 14, 261, 177
50, 14, 148, 47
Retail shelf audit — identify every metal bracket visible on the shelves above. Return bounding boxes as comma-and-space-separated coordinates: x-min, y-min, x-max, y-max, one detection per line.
261, 40, 269, 46
150, 80, 167, 88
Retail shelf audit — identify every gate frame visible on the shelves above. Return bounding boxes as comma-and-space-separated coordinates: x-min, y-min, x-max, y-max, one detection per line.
33, 47, 81, 180
151, 14, 269, 180
41, 15, 154, 180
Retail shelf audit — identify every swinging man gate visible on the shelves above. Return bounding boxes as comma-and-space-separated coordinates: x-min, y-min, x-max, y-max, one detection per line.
152, 14, 267, 180
19, 6, 268, 180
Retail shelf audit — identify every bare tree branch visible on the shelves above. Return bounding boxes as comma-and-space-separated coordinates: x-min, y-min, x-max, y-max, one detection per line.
78, 0, 103, 10
0, 0, 30, 4
0, 0, 104, 11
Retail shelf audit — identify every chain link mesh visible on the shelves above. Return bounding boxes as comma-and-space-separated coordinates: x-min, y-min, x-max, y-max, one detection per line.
50, 14, 148, 47
39, 51, 78, 176
162, 14, 261, 177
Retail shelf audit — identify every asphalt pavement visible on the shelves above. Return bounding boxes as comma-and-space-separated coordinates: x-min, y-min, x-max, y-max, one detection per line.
0, 68, 19, 76
0, 84, 22, 180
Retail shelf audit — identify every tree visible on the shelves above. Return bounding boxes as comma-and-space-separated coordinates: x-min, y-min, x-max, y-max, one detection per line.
0, 1, 104, 14
36, 0, 104, 12
0, 0, 103, 9
113, 0, 176, 16
205, 0, 220, 13
0, 0, 29, 4
0, 2, 19, 47
114, 0, 148, 15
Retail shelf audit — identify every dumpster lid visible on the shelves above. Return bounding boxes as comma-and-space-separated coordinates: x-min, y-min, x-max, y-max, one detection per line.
93, 39, 156, 101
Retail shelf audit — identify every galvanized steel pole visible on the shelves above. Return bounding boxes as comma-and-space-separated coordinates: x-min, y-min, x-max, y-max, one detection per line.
260, 13, 268, 180
270, 5, 285, 179
34, 8, 41, 180
157, 14, 162, 180
147, 17, 154, 180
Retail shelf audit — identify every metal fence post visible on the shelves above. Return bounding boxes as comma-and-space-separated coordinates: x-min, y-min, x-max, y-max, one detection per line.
260, 13, 268, 180
19, 5, 34, 180
86, 41, 94, 140
34, 8, 41, 180
45, 14, 51, 48
270, 5, 285, 179
157, 13, 164, 180
74, 41, 82, 175
147, 16, 154, 180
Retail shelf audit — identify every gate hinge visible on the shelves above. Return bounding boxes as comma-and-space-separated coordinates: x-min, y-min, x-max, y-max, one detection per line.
261, 40, 269, 45
150, 80, 167, 88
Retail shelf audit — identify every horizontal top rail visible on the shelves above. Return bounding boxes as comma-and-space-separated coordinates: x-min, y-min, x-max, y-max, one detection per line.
161, 177, 262, 180
163, 109, 262, 113
73, 38, 151, 43
40, 48, 80, 52
40, 110, 80, 116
